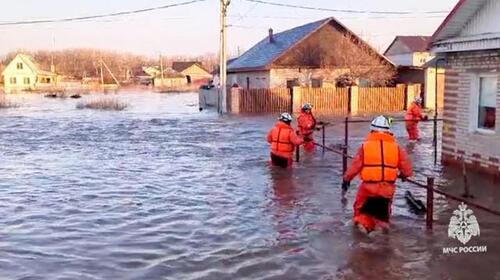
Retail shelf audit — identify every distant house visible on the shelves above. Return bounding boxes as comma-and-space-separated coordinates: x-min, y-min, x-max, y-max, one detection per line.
153, 69, 186, 88
1, 54, 58, 93
384, 36, 432, 67
227, 17, 395, 89
384, 36, 443, 108
172, 62, 211, 84
430, 0, 500, 175
132, 66, 158, 85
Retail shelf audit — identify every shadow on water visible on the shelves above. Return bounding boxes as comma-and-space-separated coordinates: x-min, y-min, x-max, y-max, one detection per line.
0, 93, 499, 279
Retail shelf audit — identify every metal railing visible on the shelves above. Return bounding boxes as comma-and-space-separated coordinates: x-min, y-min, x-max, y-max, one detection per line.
297, 117, 500, 229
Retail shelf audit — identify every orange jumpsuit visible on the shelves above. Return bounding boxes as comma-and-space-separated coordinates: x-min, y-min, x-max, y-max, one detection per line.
267, 122, 304, 168
343, 132, 413, 232
297, 112, 317, 152
405, 102, 425, 140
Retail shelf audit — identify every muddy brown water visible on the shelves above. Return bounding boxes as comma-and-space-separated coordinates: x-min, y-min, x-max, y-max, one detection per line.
0, 92, 498, 280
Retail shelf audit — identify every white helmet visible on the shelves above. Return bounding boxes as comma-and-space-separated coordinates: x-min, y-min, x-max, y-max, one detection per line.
302, 103, 313, 111
370, 115, 391, 132
279, 112, 293, 123
414, 96, 423, 104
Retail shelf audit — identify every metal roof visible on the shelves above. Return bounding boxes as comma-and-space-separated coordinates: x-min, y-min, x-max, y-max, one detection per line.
384, 36, 431, 55
227, 18, 329, 72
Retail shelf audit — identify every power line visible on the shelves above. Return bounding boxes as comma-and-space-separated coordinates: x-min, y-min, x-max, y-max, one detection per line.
243, 0, 449, 15
229, 14, 445, 21
0, 0, 206, 26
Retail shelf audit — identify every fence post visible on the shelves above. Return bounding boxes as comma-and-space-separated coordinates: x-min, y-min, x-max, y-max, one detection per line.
347, 87, 352, 114
461, 158, 473, 198
343, 117, 349, 175
403, 85, 408, 110
426, 177, 435, 230
292, 86, 302, 113
433, 114, 438, 165
322, 125, 325, 155
295, 144, 300, 162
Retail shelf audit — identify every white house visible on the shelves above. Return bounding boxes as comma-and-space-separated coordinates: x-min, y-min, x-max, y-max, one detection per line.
1, 54, 58, 93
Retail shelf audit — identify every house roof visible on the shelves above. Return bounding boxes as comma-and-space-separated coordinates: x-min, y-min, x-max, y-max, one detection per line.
431, 0, 489, 43
228, 17, 393, 72
172, 61, 208, 73
384, 36, 431, 55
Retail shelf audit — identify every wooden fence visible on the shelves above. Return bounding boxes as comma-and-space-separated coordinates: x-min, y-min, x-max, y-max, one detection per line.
230, 84, 418, 114
299, 87, 349, 114
358, 86, 406, 113
238, 88, 291, 113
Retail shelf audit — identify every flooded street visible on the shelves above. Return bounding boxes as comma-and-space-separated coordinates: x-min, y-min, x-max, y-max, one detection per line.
0, 92, 499, 280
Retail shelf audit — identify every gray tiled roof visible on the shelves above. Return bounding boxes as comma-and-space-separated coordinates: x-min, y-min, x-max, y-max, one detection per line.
228, 18, 328, 72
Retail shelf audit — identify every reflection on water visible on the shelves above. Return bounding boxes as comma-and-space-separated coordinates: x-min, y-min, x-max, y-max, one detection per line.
0, 92, 498, 279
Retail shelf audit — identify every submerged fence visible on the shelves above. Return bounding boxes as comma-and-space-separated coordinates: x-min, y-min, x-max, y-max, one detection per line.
228, 84, 420, 114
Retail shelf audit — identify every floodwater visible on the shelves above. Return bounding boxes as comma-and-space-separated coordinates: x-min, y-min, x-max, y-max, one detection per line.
0, 92, 498, 280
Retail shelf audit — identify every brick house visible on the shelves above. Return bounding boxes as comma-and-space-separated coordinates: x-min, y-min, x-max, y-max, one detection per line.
227, 17, 394, 89
431, 0, 500, 175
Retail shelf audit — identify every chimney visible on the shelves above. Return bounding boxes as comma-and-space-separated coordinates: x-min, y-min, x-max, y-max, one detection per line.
268, 28, 274, 43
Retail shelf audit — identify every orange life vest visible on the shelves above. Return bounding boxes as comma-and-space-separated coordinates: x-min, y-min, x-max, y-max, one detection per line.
270, 124, 295, 154
360, 132, 399, 183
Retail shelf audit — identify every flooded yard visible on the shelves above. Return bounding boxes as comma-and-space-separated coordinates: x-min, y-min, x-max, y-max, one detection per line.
0, 92, 498, 279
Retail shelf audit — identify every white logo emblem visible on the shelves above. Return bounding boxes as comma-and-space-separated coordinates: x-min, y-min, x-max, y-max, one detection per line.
448, 202, 480, 245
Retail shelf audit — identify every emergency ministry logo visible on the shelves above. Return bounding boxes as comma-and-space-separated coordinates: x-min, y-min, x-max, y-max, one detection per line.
448, 202, 480, 245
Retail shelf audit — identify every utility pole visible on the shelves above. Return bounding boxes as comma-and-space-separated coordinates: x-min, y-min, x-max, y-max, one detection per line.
160, 53, 165, 87
219, 0, 230, 114
100, 58, 105, 89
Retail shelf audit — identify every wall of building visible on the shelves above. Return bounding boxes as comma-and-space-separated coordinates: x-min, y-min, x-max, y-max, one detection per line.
441, 49, 500, 175
182, 65, 212, 81
387, 54, 413, 66
227, 71, 270, 89
270, 68, 347, 88
424, 67, 445, 109
2, 56, 37, 93
412, 52, 433, 67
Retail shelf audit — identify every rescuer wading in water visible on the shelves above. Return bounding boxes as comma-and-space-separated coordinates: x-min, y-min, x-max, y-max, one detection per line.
342, 115, 413, 234
267, 113, 304, 168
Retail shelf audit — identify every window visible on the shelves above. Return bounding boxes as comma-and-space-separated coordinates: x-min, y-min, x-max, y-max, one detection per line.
9, 77, 16, 84
23, 77, 30, 84
16, 63, 23, 70
311, 78, 323, 88
476, 76, 497, 131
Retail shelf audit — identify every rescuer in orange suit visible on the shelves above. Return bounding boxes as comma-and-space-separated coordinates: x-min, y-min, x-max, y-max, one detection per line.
297, 103, 317, 152
342, 116, 413, 234
267, 113, 304, 168
405, 97, 428, 141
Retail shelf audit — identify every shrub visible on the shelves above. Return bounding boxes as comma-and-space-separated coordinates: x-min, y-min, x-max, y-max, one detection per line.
76, 98, 128, 111
0, 96, 19, 108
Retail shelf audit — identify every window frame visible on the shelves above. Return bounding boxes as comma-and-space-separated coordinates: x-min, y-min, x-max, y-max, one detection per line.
470, 73, 497, 135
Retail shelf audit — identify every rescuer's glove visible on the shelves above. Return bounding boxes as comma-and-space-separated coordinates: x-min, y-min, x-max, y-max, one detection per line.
398, 174, 408, 182
342, 181, 350, 192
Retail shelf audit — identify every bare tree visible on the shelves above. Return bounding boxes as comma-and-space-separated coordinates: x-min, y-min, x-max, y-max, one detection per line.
276, 31, 395, 86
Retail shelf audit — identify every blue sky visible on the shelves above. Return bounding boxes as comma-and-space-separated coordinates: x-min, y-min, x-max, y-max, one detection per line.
0, 0, 458, 58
